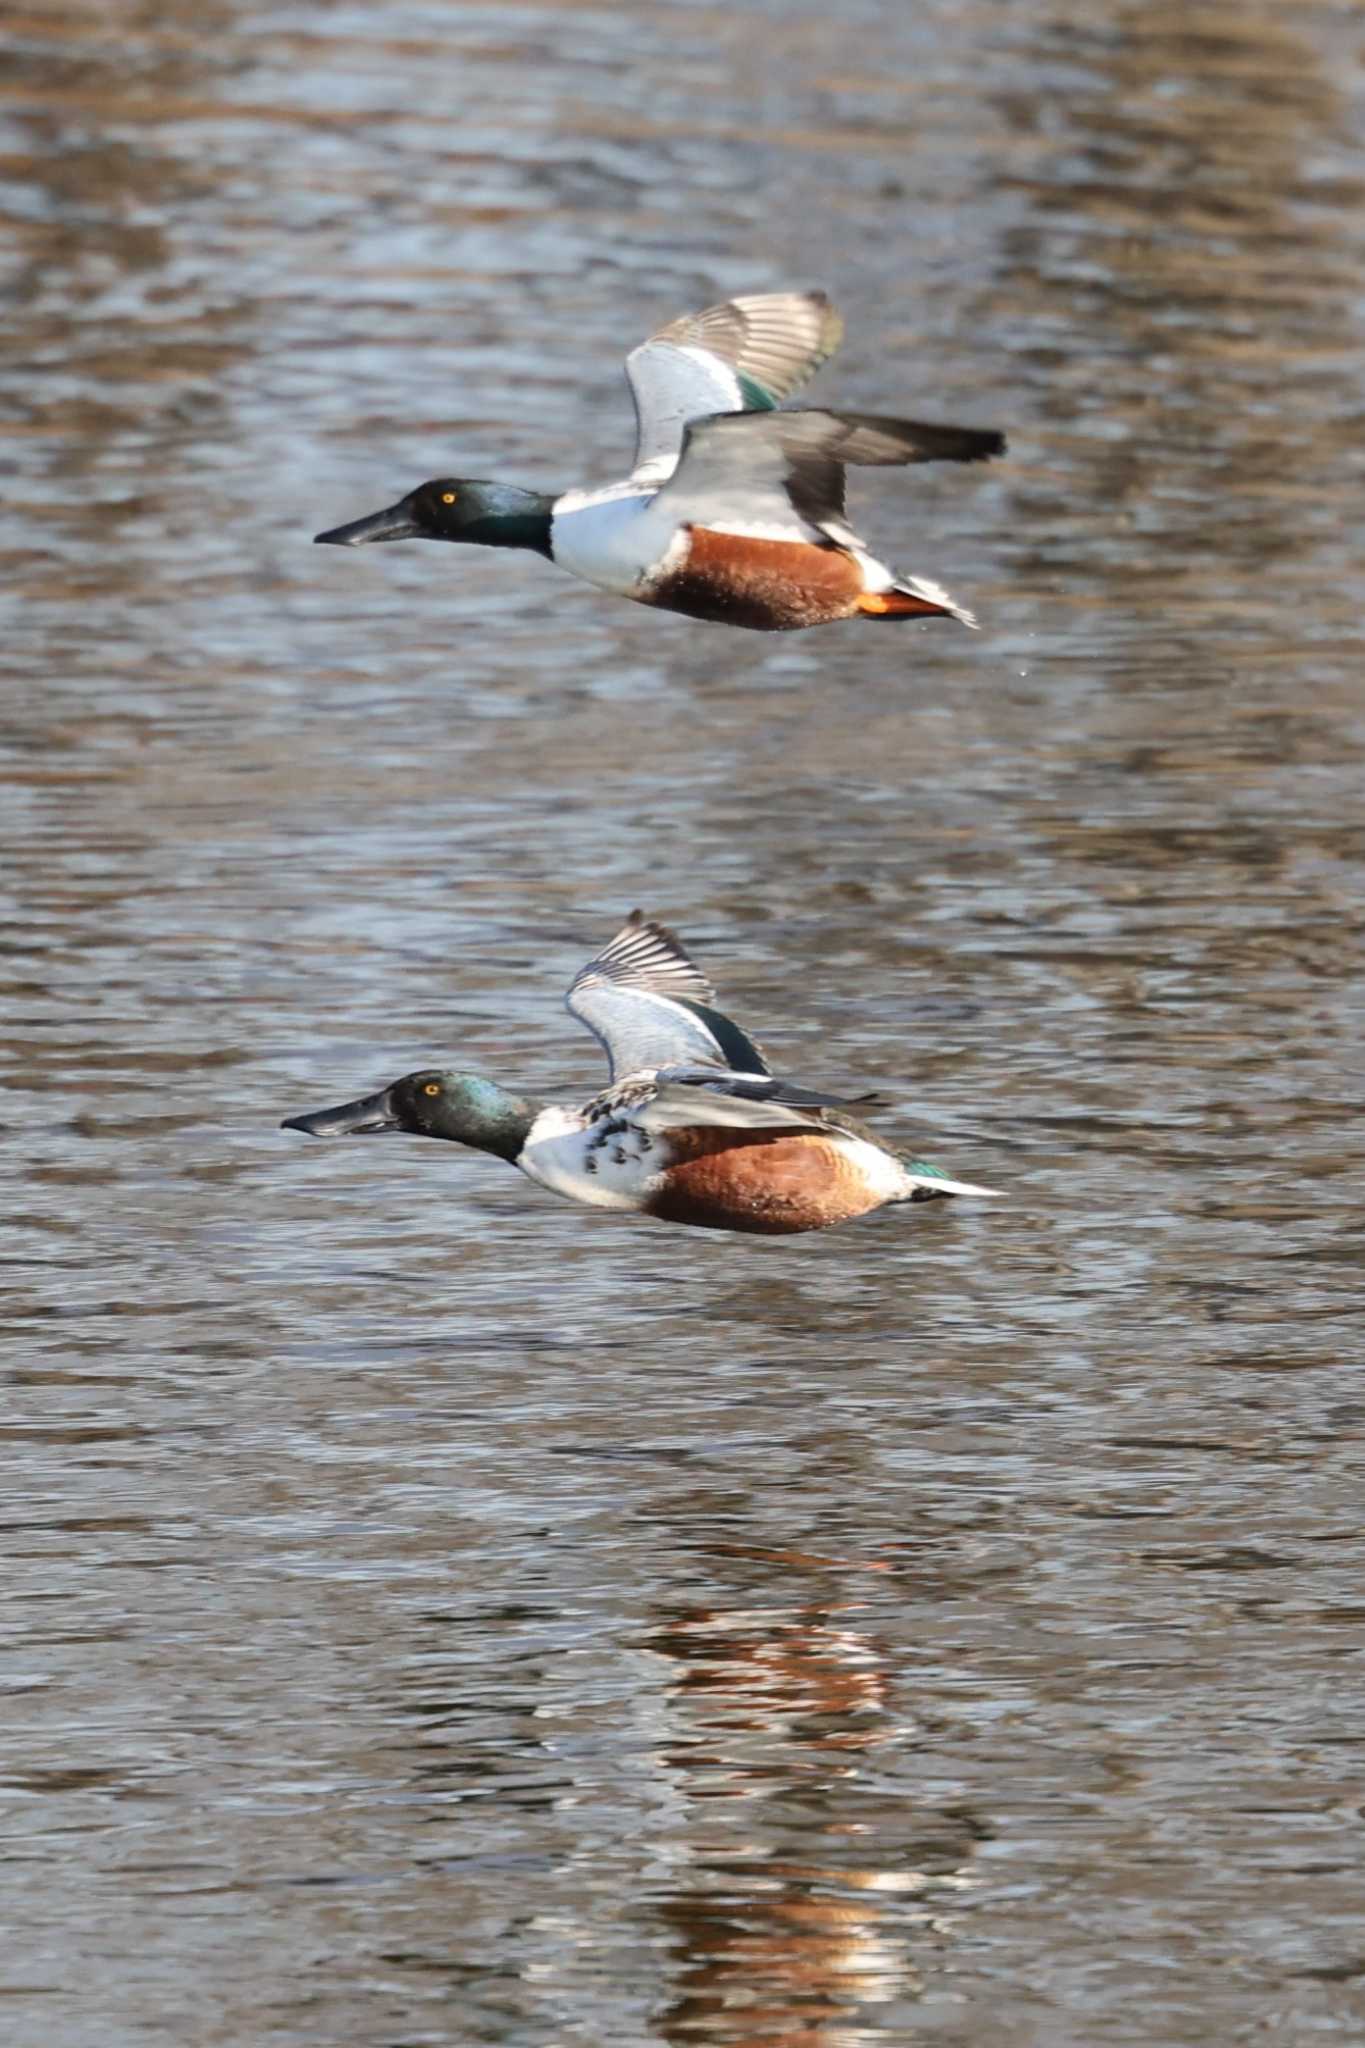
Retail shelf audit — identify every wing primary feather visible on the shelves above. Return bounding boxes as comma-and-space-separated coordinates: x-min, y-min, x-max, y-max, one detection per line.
700, 408, 1007, 468
566, 913, 758, 1081
568, 909, 715, 1005
645, 291, 843, 406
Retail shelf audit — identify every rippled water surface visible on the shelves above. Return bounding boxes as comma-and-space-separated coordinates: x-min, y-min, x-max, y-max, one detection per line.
6, 2, 1365, 2042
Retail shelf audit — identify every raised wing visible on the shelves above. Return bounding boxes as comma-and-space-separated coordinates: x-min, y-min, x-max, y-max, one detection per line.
652, 407, 1007, 533
626, 291, 843, 484
566, 911, 769, 1082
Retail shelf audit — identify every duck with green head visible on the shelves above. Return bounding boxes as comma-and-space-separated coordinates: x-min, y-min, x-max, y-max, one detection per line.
315, 289, 1005, 633
282, 913, 999, 1237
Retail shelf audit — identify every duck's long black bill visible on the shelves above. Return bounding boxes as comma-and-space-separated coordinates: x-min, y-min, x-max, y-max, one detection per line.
314, 499, 419, 546
282, 1085, 399, 1138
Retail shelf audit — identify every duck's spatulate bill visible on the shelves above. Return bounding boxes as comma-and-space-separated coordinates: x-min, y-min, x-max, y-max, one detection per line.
282, 1085, 399, 1136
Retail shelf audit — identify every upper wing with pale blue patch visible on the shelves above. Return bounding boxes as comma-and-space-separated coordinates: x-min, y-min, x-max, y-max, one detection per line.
626, 291, 843, 484
566, 911, 769, 1082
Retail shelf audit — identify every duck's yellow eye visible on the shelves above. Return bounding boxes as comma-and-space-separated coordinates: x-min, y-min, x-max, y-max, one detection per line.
440, 491, 457, 505
422, 1082, 441, 1097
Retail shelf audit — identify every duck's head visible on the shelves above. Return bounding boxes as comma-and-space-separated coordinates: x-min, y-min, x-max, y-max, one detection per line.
315, 480, 554, 556
282, 1070, 537, 1163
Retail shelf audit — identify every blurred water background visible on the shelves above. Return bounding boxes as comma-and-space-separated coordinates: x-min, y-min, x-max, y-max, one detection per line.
4, 1, 1365, 2041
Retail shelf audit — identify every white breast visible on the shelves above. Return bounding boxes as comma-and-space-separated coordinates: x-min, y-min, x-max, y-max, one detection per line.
518, 1104, 663, 1212
550, 484, 686, 598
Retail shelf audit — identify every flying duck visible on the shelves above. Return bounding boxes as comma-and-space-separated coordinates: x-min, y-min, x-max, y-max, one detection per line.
282, 912, 998, 1236
315, 290, 1005, 632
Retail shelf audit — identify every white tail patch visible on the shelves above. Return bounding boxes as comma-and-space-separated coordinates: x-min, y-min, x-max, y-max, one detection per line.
895, 573, 977, 629
900, 1167, 999, 1200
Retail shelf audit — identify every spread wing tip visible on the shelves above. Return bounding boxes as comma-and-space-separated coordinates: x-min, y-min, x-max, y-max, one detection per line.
569, 911, 716, 1006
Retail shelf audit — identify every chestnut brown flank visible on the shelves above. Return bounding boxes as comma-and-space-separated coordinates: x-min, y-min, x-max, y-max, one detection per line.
645, 1126, 885, 1236
651, 527, 867, 631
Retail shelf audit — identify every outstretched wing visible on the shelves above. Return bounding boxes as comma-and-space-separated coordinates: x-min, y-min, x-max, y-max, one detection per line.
566, 911, 769, 1082
632, 1069, 885, 1133
651, 407, 1007, 535
627, 1073, 1000, 1196
626, 291, 843, 484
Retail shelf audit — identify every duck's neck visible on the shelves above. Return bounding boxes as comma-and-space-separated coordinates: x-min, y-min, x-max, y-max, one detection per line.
474, 1098, 539, 1164
464, 488, 555, 559
435, 1082, 541, 1164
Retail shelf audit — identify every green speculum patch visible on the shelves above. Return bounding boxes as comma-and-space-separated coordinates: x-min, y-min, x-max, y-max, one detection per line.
736, 372, 778, 411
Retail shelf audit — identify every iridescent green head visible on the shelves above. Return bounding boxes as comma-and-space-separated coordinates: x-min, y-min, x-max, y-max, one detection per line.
282, 1070, 537, 1164
315, 480, 554, 557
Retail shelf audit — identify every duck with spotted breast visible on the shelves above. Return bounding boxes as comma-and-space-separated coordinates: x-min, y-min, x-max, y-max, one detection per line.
282, 913, 998, 1236
315, 290, 1005, 632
